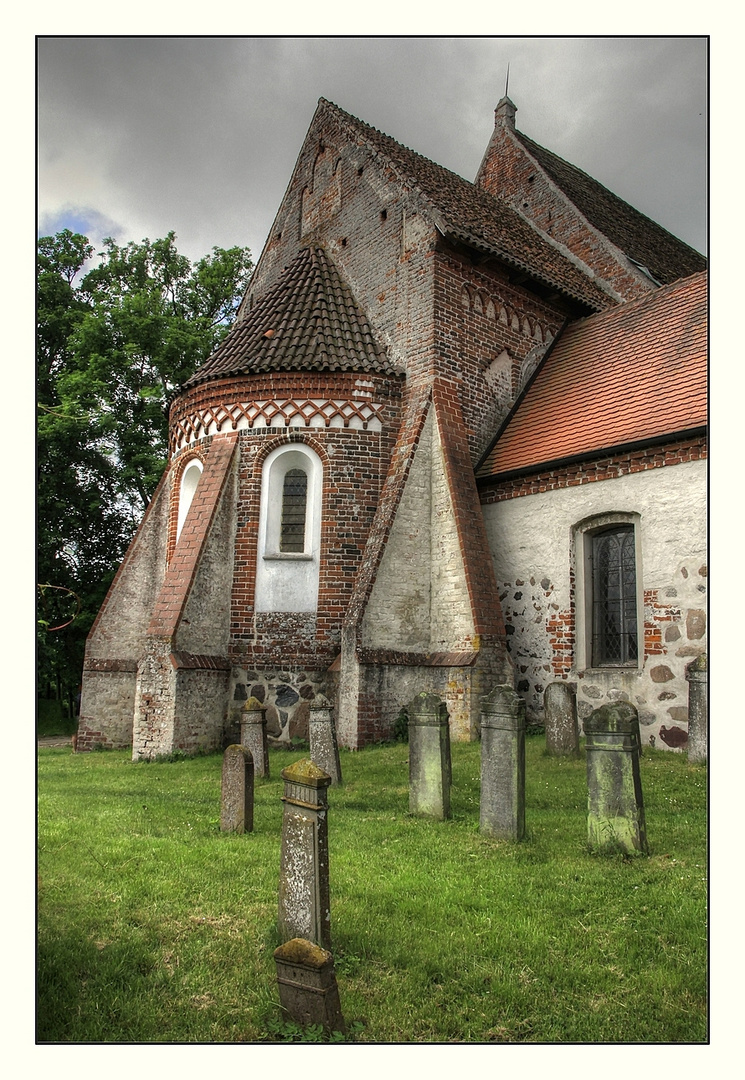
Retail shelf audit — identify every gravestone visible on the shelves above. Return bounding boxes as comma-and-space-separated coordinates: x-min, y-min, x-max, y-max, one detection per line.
584, 701, 648, 855
278, 759, 332, 950
544, 681, 579, 756
686, 654, 707, 764
274, 937, 346, 1034
407, 692, 451, 820
309, 694, 342, 785
479, 685, 526, 840
240, 696, 270, 778
220, 744, 254, 833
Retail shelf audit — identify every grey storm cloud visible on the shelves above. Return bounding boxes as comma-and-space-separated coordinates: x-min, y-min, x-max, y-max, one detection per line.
37, 36, 707, 266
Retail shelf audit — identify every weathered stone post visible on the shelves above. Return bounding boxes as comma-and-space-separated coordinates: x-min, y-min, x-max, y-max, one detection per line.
407, 692, 451, 820
220, 744, 254, 834
686, 654, 707, 764
274, 937, 346, 1034
585, 701, 648, 855
309, 694, 342, 785
479, 685, 526, 840
544, 681, 579, 756
278, 759, 332, 951
240, 696, 270, 778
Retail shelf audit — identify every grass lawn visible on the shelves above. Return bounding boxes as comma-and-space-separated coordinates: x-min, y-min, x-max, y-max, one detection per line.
37, 737, 707, 1044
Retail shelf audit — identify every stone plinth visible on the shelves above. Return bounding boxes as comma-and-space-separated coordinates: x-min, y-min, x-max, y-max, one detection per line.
278, 759, 332, 951
240, 696, 270, 778
309, 694, 342, 785
407, 693, 451, 820
274, 937, 346, 1034
544, 681, 579, 756
686, 654, 707, 764
585, 702, 648, 855
479, 685, 525, 840
220, 744, 254, 833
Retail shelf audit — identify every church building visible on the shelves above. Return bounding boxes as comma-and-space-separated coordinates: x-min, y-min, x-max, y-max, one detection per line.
77, 96, 707, 758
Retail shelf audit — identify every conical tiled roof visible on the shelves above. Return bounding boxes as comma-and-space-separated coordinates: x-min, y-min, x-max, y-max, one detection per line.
185, 246, 396, 389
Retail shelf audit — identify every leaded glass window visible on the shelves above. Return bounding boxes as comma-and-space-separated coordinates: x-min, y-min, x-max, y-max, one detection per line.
591, 525, 638, 666
280, 469, 307, 552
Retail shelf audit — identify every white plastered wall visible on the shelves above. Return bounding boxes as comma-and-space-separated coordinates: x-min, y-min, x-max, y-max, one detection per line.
481, 460, 707, 743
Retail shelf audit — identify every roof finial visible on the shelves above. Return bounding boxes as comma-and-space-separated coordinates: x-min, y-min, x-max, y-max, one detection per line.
505, 62, 510, 99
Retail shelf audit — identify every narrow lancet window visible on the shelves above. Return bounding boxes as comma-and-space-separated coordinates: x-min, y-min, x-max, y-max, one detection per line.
591, 526, 638, 666
280, 469, 308, 552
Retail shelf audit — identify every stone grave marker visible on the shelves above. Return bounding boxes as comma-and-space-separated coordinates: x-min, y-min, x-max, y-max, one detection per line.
220, 744, 254, 834
479, 684, 526, 840
407, 692, 451, 820
278, 759, 332, 950
686, 654, 707, 764
240, 696, 270, 778
544, 681, 579, 756
274, 937, 346, 1034
584, 701, 648, 855
309, 694, 342, 785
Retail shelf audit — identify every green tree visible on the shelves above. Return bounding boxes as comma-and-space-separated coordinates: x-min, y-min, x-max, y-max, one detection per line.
37, 230, 252, 720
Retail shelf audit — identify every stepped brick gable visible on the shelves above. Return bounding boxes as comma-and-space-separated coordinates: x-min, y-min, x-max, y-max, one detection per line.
78, 93, 706, 756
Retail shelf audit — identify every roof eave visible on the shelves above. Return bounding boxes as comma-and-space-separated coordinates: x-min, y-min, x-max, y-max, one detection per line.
476, 426, 708, 487
438, 225, 603, 312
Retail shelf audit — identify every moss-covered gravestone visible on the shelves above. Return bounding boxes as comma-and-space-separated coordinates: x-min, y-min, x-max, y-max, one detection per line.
479, 685, 525, 840
585, 701, 648, 855
309, 695, 342, 785
274, 937, 346, 1034
278, 759, 332, 950
407, 692, 451, 820
220, 744, 254, 834
240, 697, 270, 778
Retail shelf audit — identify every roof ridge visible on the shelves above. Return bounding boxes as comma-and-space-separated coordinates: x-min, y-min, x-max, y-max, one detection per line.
569, 268, 707, 332
319, 98, 610, 310
516, 130, 705, 258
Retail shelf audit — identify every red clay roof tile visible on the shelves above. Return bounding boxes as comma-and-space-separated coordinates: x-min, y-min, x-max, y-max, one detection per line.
477, 271, 707, 479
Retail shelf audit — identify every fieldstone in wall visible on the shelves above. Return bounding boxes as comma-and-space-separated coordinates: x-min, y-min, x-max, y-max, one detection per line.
686, 610, 706, 640
650, 666, 674, 683
290, 701, 311, 740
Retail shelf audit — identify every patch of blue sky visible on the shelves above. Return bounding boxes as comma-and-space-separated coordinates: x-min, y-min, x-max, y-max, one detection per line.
37, 206, 122, 245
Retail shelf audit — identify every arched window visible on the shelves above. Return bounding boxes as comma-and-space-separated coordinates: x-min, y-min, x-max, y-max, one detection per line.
176, 458, 203, 541
255, 444, 323, 612
280, 469, 308, 552
574, 512, 642, 671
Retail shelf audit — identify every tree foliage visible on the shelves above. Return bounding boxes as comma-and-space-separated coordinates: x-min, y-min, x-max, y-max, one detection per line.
37, 229, 252, 714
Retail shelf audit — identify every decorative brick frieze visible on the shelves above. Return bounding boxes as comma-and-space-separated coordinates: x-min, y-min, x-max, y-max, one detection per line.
170, 395, 389, 453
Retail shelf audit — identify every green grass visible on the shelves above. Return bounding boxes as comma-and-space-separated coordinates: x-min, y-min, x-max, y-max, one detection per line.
37, 738, 707, 1043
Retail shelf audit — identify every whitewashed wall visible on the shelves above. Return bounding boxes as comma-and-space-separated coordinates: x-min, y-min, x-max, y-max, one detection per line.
481, 460, 707, 748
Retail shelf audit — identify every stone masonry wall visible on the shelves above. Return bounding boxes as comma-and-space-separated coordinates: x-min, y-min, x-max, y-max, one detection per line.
78, 468, 173, 750
480, 451, 706, 748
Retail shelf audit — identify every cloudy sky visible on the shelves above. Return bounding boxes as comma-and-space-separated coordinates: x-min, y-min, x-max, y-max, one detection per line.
37, 36, 708, 271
